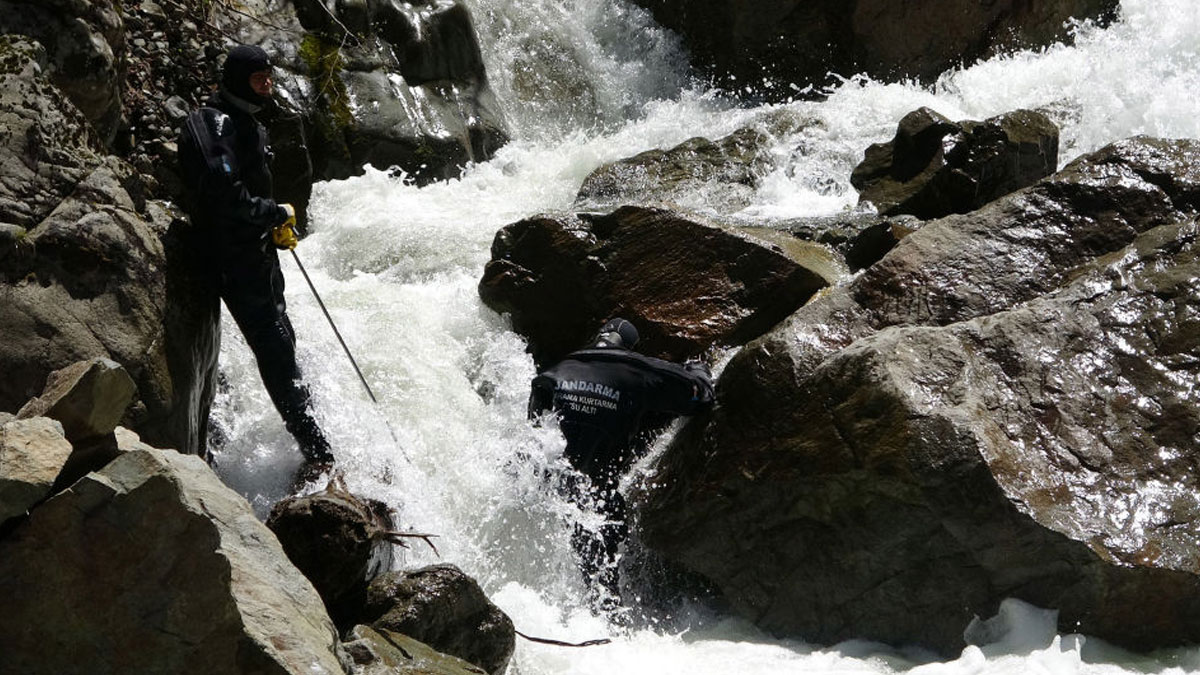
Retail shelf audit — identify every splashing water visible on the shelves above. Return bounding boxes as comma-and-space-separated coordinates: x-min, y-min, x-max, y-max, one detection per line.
212, 0, 1200, 672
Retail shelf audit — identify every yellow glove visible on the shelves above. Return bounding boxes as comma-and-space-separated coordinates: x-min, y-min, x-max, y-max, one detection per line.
272, 203, 298, 250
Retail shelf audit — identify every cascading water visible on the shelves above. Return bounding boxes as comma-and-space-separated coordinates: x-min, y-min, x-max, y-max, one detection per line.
212, 0, 1200, 672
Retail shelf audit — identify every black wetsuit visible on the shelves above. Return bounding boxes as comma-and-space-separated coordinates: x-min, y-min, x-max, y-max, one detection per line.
529, 346, 714, 604
178, 93, 332, 463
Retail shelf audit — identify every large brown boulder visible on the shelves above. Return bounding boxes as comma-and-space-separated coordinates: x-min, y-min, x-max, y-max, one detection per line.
478, 205, 834, 367
0, 36, 219, 455
267, 483, 396, 632
0, 447, 349, 674
851, 107, 1059, 218
631, 0, 1118, 97
636, 136, 1200, 655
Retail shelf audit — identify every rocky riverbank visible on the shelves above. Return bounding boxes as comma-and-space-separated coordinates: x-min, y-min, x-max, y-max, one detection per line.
4, 0, 1198, 671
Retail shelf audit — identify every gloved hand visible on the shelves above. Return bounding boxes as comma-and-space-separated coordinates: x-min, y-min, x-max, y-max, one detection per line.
272, 203, 298, 250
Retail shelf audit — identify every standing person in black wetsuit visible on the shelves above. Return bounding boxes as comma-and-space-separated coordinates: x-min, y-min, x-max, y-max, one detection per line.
178, 45, 333, 473
529, 318, 714, 609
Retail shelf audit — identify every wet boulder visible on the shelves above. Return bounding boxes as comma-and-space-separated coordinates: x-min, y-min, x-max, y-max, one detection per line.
0, 447, 348, 674
267, 481, 396, 631
479, 205, 835, 367
576, 109, 821, 214
576, 129, 774, 213
851, 107, 1059, 218
0, 37, 219, 455
778, 212, 922, 272
636, 136, 1200, 655
359, 565, 515, 675
630, 0, 1118, 98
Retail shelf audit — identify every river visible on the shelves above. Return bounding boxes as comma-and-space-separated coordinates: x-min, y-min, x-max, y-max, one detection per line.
213, 0, 1200, 672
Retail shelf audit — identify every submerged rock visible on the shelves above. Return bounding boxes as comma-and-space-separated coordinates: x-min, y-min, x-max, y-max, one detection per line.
479, 205, 833, 367
0, 447, 348, 674
637, 136, 1200, 654
851, 107, 1059, 219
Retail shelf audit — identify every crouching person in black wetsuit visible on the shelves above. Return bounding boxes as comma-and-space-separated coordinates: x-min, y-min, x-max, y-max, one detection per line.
178, 45, 333, 475
529, 318, 714, 611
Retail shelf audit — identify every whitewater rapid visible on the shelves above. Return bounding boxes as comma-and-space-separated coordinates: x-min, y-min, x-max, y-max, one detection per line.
213, 0, 1200, 672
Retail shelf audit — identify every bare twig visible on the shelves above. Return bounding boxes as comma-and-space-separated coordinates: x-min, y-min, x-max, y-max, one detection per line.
377, 530, 441, 556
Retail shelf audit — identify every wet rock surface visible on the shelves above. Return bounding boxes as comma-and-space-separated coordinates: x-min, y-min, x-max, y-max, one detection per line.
360, 565, 515, 675
576, 128, 775, 213
637, 136, 1200, 654
479, 205, 833, 367
631, 0, 1118, 98
851, 107, 1060, 219
268, 482, 396, 632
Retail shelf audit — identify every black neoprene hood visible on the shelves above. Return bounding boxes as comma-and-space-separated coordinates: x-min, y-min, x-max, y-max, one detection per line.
222, 44, 273, 105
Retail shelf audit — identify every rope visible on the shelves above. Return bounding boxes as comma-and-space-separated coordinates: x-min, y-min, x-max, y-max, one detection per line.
515, 629, 611, 648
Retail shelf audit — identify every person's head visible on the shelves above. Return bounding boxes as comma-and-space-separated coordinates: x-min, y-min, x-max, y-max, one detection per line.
221, 44, 274, 106
593, 318, 639, 350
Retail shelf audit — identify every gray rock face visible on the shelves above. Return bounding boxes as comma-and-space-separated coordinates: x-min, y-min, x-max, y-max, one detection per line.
630, 0, 1118, 98
0, 36, 99, 231
0, 0, 126, 144
0, 447, 348, 674
0, 37, 218, 455
637, 136, 1200, 654
479, 205, 833, 367
17, 358, 135, 442
361, 565, 514, 675
851, 108, 1060, 219
0, 417, 72, 526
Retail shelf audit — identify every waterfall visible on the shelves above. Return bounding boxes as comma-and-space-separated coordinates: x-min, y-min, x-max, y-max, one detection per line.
212, 0, 1200, 672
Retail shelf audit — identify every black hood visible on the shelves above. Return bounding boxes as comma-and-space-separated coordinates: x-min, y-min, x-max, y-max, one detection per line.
221, 44, 272, 107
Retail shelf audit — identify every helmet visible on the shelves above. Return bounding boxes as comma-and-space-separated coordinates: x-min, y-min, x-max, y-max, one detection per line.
594, 318, 639, 350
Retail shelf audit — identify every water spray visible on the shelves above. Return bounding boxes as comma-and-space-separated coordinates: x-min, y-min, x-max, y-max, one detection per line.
290, 249, 409, 459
